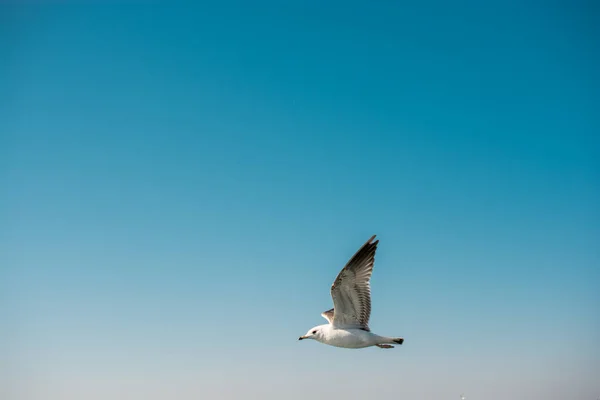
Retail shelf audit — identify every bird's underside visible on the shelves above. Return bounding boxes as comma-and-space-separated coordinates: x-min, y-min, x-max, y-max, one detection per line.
321, 308, 400, 349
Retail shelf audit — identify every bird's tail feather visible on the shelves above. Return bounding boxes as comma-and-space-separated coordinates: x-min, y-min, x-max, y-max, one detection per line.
377, 336, 404, 347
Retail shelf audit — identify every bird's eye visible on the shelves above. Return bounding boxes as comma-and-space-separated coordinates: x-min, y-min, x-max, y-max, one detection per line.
312, 330, 317, 334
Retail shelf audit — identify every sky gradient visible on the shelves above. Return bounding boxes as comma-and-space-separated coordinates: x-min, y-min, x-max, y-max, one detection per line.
1, 1, 599, 399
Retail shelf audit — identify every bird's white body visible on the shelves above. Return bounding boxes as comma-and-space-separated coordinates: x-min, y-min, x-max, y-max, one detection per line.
306, 324, 398, 349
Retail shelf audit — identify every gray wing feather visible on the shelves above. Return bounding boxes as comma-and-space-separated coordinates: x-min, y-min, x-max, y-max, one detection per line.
329, 235, 378, 331
321, 308, 334, 324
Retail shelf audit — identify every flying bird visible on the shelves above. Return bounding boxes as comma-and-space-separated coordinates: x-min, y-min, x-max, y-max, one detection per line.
298, 235, 404, 349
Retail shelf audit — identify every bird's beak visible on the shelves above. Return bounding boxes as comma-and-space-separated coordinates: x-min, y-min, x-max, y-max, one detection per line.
298, 336, 306, 340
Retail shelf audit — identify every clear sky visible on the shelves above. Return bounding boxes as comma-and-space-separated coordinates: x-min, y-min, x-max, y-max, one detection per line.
1, 1, 598, 399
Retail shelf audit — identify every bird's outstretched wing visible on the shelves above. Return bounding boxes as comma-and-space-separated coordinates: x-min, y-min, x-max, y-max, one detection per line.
329, 235, 378, 331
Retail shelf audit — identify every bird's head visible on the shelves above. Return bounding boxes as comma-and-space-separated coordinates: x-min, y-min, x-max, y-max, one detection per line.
298, 325, 325, 342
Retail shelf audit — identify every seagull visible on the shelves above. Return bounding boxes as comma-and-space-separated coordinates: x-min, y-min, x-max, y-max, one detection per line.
298, 235, 404, 349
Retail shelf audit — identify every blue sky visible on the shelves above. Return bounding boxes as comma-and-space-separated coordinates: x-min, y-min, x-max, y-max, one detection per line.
1, 1, 598, 399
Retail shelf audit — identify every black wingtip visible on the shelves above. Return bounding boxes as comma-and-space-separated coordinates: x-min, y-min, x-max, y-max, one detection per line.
393, 338, 404, 345
365, 235, 379, 249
